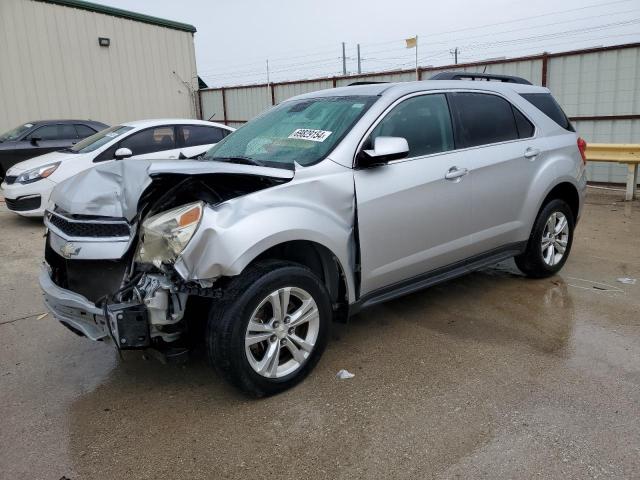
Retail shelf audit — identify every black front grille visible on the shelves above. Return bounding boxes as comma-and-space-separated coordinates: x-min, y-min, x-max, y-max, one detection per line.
48, 214, 130, 238
45, 242, 129, 303
4, 175, 17, 185
5, 195, 41, 212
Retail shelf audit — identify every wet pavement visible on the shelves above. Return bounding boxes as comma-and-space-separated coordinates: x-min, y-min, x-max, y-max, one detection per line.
1, 189, 639, 479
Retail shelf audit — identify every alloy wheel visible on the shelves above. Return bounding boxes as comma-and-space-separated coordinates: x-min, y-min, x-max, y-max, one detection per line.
541, 211, 569, 266
245, 287, 320, 378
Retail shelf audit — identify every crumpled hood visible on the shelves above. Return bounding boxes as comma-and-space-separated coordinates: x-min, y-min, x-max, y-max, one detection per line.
50, 159, 295, 221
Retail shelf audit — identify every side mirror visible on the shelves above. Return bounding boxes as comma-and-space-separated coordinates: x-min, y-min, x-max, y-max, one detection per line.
114, 147, 133, 160
359, 136, 409, 168
30, 137, 41, 146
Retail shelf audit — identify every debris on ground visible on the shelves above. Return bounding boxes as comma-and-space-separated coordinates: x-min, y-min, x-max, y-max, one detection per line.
336, 369, 355, 380
36, 313, 48, 320
617, 277, 637, 285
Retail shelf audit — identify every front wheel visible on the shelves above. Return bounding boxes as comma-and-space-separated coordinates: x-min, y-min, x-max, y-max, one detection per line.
515, 199, 575, 278
207, 261, 331, 397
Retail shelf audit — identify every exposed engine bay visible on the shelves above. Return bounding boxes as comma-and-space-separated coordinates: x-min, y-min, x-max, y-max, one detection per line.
44, 165, 293, 355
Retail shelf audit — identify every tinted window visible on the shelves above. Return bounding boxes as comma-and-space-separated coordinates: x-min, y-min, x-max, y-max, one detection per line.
75, 124, 96, 138
179, 125, 225, 147
520, 93, 574, 131
28, 125, 60, 140
60, 124, 78, 139
120, 126, 176, 156
367, 94, 454, 158
513, 107, 534, 138
449, 92, 519, 148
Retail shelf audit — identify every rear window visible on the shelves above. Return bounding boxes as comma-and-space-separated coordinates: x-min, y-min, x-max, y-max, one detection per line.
520, 93, 574, 131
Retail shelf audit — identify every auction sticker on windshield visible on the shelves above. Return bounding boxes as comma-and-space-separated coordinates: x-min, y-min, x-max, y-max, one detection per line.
288, 129, 332, 142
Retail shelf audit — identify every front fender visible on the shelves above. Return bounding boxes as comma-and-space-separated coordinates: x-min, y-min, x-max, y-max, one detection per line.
173, 167, 357, 301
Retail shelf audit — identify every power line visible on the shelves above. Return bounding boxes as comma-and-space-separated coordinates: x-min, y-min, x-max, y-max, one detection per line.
197, 0, 634, 75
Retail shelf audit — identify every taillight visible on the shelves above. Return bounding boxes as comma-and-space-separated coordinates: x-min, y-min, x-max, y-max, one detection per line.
577, 137, 587, 164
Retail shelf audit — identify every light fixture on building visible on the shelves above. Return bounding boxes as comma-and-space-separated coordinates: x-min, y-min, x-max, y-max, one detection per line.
98, 37, 110, 47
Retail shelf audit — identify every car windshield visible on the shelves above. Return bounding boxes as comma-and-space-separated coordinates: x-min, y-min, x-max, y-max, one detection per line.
70, 125, 134, 153
202, 95, 378, 168
0, 123, 34, 142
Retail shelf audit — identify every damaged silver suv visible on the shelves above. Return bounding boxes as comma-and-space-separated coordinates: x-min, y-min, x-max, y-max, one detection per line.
40, 73, 587, 396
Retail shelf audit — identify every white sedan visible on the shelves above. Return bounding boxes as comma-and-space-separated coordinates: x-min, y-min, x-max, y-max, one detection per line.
1, 119, 234, 217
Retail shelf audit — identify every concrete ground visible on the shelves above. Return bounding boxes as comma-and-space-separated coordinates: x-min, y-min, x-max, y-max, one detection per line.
0, 189, 638, 479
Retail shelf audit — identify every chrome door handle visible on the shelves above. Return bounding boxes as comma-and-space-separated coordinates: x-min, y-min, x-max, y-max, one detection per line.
524, 147, 540, 159
444, 166, 469, 180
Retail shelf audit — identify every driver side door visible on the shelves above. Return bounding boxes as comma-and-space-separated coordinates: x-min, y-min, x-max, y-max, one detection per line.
354, 93, 474, 296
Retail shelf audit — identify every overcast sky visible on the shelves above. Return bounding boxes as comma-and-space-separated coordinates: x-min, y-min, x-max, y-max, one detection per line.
99, 0, 639, 86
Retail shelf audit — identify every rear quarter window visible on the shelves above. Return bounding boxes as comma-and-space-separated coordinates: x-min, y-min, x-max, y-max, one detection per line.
520, 93, 574, 131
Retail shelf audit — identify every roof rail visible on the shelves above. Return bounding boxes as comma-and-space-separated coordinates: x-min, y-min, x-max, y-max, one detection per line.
347, 81, 389, 86
429, 71, 532, 85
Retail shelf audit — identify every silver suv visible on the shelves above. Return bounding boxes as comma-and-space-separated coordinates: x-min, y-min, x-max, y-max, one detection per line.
40, 73, 587, 396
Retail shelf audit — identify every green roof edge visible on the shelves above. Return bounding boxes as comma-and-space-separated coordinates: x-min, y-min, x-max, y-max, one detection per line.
35, 0, 197, 33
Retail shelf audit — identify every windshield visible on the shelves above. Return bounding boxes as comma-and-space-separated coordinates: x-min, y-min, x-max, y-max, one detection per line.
0, 123, 34, 142
70, 125, 134, 153
202, 95, 377, 167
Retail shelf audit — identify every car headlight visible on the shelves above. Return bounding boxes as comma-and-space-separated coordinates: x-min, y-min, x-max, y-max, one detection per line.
136, 201, 203, 266
16, 162, 61, 184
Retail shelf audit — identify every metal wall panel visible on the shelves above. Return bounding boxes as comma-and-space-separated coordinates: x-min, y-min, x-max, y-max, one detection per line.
223, 86, 271, 121
0, 0, 198, 132
273, 80, 334, 104
548, 47, 640, 117
200, 90, 224, 122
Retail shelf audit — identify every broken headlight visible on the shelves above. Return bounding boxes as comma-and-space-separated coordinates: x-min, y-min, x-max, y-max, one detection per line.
136, 202, 203, 266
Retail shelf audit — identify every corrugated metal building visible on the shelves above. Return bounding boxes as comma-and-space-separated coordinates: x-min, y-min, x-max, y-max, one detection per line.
0, 0, 199, 132
200, 43, 640, 185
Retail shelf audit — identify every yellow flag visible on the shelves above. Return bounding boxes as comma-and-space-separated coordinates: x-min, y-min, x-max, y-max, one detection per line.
405, 36, 417, 48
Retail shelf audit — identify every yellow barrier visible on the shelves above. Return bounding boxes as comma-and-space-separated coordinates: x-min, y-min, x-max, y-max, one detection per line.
586, 143, 640, 200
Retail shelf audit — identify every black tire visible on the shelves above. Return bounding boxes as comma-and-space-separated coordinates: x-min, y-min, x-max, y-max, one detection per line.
515, 198, 575, 278
206, 260, 331, 397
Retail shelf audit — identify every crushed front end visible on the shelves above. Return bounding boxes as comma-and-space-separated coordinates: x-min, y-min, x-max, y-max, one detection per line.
39, 159, 296, 358
41, 207, 194, 353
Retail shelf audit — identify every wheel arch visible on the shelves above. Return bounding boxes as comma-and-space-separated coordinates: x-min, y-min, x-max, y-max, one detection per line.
248, 240, 351, 321
539, 181, 580, 221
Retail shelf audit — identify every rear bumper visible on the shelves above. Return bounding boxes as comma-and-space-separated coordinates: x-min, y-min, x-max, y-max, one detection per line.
39, 266, 109, 341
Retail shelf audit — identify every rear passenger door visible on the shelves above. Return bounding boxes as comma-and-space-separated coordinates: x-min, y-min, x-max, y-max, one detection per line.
447, 91, 543, 255
177, 125, 227, 158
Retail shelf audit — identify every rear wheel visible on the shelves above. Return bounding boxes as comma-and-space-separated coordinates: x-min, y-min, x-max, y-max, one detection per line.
515, 199, 574, 278
207, 261, 331, 397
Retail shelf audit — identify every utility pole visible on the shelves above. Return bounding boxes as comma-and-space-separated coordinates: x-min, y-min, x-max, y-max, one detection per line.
357, 44, 362, 74
266, 59, 270, 84
342, 42, 347, 75
415, 35, 419, 80
450, 47, 459, 64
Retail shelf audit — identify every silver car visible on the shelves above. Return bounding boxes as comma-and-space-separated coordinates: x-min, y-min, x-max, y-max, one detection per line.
40, 73, 587, 396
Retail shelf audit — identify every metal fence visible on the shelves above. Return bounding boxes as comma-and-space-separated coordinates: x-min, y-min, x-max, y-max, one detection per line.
199, 42, 640, 184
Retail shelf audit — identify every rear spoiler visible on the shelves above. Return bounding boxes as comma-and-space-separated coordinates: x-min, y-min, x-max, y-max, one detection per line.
429, 71, 532, 85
